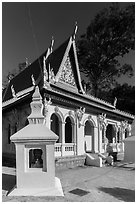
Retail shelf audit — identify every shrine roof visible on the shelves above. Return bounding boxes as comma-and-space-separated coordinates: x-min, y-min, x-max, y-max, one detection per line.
10, 124, 58, 143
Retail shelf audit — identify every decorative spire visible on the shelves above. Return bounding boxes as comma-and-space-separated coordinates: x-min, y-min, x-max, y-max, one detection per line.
72, 21, 78, 40
43, 56, 48, 81
27, 86, 45, 124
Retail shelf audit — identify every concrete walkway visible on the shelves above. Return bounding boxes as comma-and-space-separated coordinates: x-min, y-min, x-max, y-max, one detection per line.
2, 161, 135, 202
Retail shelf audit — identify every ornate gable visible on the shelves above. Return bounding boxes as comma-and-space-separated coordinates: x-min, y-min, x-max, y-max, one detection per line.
59, 55, 76, 87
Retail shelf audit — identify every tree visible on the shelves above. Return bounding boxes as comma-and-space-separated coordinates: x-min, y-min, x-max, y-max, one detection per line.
2, 60, 29, 89
77, 3, 135, 97
110, 83, 135, 114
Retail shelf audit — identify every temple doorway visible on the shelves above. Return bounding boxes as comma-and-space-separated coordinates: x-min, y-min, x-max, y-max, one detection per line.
106, 124, 116, 143
84, 120, 94, 152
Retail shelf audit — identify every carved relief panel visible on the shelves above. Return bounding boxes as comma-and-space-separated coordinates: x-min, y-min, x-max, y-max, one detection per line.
59, 55, 76, 87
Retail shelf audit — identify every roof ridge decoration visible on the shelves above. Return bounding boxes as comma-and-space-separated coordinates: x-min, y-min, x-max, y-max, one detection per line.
11, 84, 17, 98
43, 37, 55, 87
2, 86, 34, 108
85, 93, 113, 107
114, 109, 134, 118
54, 23, 85, 94
31, 74, 36, 86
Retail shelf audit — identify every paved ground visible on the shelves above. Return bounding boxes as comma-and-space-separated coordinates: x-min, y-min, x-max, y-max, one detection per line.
2, 160, 135, 202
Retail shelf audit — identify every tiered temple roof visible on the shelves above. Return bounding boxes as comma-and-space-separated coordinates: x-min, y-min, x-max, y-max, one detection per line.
2, 29, 134, 121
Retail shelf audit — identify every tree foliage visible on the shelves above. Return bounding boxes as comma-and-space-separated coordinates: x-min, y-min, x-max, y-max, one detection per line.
99, 83, 135, 114
77, 3, 135, 97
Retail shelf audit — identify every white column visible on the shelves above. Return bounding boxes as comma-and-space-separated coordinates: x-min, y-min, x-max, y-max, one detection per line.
77, 123, 85, 155
104, 125, 108, 152
61, 122, 65, 156
93, 127, 98, 153
98, 123, 102, 153
73, 122, 77, 155
121, 128, 125, 152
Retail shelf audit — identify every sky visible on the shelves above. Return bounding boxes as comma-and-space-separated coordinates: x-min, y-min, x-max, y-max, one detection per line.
2, 1, 135, 86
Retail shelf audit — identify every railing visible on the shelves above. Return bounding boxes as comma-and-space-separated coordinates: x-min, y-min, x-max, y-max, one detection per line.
102, 142, 123, 153
55, 143, 62, 152
54, 143, 75, 157
64, 143, 74, 152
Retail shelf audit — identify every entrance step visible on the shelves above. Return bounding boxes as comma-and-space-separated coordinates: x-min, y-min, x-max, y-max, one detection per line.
85, 153, 102, 167
55, 155, 86, 170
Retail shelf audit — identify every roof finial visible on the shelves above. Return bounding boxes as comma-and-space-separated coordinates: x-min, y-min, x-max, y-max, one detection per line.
72, 21, 78, 40
11, 85, 17, 98
25, 58, 28, 67
50, 36, 54, 53
31, 74, 36, 86
113, 97, 117, 108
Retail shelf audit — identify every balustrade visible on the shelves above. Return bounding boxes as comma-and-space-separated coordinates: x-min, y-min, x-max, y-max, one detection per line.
55, 143, 75, 157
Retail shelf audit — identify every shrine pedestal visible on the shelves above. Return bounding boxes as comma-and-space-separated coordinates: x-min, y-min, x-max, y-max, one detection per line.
8, 124, 64, 196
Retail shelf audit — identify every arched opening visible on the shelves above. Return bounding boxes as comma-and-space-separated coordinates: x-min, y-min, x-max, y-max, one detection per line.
50, 113, 61, 143
106, 124, 116, 143
117, 130, 120, 143
125, 128, 129, 138
65, 117, 73, 143
84, 120, 94, 152
102, 125, 105, 143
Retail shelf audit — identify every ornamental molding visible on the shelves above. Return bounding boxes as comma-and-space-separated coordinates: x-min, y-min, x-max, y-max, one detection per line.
68, 110, 74, 117
76, 107, 85, 127
121, 120, 129, 130
54, 106, 59, 113
54, 106, 64, 122
43, 97, 52, 118
98, 113, 107, 130
76, 107, 85, 122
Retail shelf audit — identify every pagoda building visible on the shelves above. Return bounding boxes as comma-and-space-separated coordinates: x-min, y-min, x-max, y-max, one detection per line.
2, 26, 134, 167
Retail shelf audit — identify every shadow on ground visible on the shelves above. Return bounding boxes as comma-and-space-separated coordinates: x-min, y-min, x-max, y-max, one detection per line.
2, 174, 16, 193
98, 187, 135, 202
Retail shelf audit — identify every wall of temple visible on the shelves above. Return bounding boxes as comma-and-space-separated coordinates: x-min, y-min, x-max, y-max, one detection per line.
2, 103, 31, 156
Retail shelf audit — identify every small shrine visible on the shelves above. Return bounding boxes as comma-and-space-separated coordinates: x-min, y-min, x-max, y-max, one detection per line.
9, 86, 64, 196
